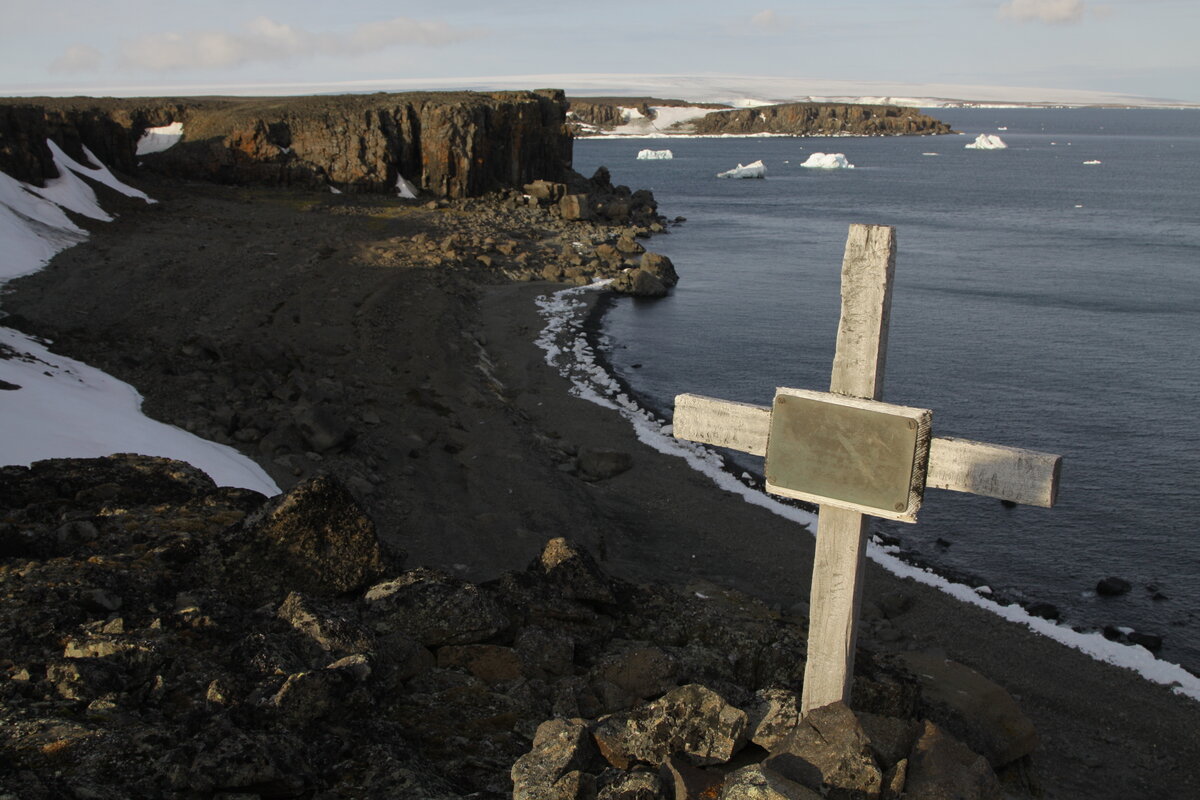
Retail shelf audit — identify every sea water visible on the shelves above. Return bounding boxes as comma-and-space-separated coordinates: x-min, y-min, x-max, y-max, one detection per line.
572, 108, 1200, 675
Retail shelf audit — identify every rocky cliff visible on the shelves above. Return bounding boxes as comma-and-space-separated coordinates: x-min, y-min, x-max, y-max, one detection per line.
0, 90, 573, 198
688, 102, 954, 136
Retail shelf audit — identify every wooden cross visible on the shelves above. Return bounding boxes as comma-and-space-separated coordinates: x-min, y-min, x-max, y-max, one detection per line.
672, 224, 1061, 715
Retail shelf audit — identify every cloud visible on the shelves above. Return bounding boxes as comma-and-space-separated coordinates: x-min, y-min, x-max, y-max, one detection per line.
114, 16, 480, 72
998, 0, 1087, 24
746, 9, 795, 33
49, 44, 104, 74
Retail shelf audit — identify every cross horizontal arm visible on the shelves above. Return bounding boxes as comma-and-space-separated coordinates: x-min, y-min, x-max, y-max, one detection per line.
673, 393, 1061, 508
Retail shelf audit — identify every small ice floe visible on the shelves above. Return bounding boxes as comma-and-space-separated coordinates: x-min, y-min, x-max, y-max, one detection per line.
135, 122, 184, 155
716, 159, 766, 179
396, 175, 419, 199
1074, 204, 1084, 208
922, 152, 940, 156
997, 126, 1008, 131
1083, 160, 1102, 165
637, 149, 673, 160
964, 133, 1007, 150
800, 152, 854, 169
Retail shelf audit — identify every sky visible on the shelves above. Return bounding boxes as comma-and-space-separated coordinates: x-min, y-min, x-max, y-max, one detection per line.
1, 1, 1197, 103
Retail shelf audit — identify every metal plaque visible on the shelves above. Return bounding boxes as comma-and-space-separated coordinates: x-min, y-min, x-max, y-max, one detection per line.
764, 388, 932, 522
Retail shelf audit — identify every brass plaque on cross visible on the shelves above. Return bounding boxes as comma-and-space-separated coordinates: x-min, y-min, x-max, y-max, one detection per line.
764, 387, 933, 522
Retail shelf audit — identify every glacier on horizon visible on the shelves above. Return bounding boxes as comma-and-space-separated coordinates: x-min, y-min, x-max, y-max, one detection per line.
965, 133, 1008, 150
716, 159, 766, 179
637, 149, 673, 160
801, 152, 854, 169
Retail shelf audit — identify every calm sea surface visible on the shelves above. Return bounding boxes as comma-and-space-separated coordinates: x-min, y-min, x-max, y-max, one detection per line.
573, 108, 1200, 673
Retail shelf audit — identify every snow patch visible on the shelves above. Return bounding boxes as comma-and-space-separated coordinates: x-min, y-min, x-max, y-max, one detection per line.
636, 149, 674, 160
135, 122, 184, 155
716, 160, 766, 179
0, 143, 279, 496
965, 133, 1008, 150
396, 175, 419, 199
800, 152, 855, 169
0, 327, 280, 496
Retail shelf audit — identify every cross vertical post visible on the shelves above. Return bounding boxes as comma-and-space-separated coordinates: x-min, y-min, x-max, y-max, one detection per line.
801, 224, 896, 714
670, 223, 1061, 719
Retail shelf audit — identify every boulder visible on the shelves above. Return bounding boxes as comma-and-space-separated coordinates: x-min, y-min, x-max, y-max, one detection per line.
762, 701, 883, 798
1096, 577, 1132, 596
639, 252, 678, 287
903, 722, 1003, 800
237, 475, 391, 596
560, 194, 593, 221
512, 718, 602, 800
592, 684, 749, 769
611, 269, 668, 298
897, 653, 1037, 768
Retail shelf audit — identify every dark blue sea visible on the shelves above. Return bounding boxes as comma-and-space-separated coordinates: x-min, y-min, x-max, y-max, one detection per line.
573, 108, 1200, 674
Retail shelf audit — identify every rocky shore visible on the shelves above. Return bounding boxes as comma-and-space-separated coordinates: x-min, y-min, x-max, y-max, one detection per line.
2, 97, 1199, 797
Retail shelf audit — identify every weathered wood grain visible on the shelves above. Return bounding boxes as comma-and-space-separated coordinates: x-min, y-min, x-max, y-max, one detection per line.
801, 224, 896, 715
672, 396, 1060, 508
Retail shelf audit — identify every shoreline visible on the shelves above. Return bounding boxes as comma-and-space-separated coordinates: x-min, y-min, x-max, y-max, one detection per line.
554, 280, 1200, 700
4, 179, 1200, 796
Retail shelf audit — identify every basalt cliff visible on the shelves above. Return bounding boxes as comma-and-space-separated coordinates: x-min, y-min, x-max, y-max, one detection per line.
0, 90, 573, 198
566, 98, 952, 137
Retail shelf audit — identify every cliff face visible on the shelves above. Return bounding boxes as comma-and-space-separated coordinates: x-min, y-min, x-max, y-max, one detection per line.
687, 102, 954, 136
0, 91, 573, 198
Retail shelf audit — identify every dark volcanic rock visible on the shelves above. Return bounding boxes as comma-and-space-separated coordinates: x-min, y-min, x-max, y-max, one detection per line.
688, 102, 954, 137
0, 90, 573, 198
0, 455, 1023, 798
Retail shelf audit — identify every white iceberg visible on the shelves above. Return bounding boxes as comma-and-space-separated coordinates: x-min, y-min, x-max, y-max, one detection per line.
716, 159, 766, 179
800, 152, 854, 169
637, 149, 673, 160
965, 133, 1008, 150
135, 122, 184, 155
1083, 160, 1102, 165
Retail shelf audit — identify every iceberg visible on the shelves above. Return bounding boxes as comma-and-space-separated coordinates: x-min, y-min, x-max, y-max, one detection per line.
637, 149, 673, 160
965, 133, 1007, 150
800, 152, 854, 169
135, 122, 184, 155
1083, 160, 1102, 165
716, 159, 766, 179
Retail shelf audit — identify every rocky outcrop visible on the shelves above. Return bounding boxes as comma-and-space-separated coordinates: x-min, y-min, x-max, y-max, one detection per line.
687, 103, 954, 136
0, 454, 1035, 798
0, 90, 573, 198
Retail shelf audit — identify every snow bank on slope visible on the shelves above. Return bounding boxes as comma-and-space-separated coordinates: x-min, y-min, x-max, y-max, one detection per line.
136, 122, 184, 155
0, 140, 280, 496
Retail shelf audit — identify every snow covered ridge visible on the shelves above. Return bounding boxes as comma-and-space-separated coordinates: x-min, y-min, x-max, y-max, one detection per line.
716, 160, 767, 179
965, 133, 1008, 150
0, 141, 280, 496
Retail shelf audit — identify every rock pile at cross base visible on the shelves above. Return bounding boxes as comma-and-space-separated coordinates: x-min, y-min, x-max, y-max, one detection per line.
1, 455, 1036, 798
